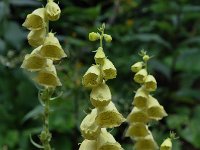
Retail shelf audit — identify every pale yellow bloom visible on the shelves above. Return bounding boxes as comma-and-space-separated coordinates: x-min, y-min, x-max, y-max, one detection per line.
89, 32, 100, 41
131, 62, 143, 73
127, 107, 149, 123
125, 123, 149, 138
133, 87, 149, 108
134, 69, 147, 83
102, 58, 117, 80
103, 34, 112, 43
79, 139, 97, 150
90, 83, 111, 107
94, 47, 106, 65
45, 0, 61, 21
144, 75, 157, 92
160, 138, 172, 150
27, 28, 46, 47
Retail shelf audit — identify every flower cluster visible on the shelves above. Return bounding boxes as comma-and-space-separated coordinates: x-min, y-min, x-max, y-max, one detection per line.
79, 24, 125, 150
21, 0, 67, 88
126, 50, 167, 150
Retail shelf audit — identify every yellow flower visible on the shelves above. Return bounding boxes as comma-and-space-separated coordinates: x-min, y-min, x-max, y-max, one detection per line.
144, 75, 157, 92
96, 102, 125, 128
40, 32, 67, 60
90, 83, 111, 107
125, 123, 149, 138
27, 28, 46, 47
102, 58, 117, 80
127, 107, 149, 123
45, 0, 61, 21
89, 32, 100, 41
133, 87, 149, 108
147, 95, 167, 120
35, 63, 62, 87
22, 8, 46, 30
21, 46, 48, 71
160, 138, 172, 150
80, 109, 101, 140
79, 139, 97, 150
103, 34, 112, 43
82, 65, 101, 88
94, 47, 106, 65
134, 69, 147, 84
131, 61, 143, 73
97, 128, 123, 150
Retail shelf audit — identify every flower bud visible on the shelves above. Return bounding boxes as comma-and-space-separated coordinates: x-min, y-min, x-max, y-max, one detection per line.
147, 96, 167, 120
79, 139, 97, 150
21, 46, 48, 71
90, 83, 111, 107
94, 47, 105, 65
127, 107, 149, 123
125, 123, 149, 138
134, 69, 147, 84
131, 61, 143, 73
97, 128, 123, 150
45, 0, 61, 21
82, 65, 101, 88
22, 8, 46, 30
102, 58, 117, 80
28, 28, 46, 47
80, 109, 101, 140
89, 32, 100, 41
103, 34, 112, 43
144, 75, 157, 92
35, 63, 62, 87
40, 33, 67, 60
96, 102, 125, 128
143, 54, 150, 62
133, 87, 149, 108
135, 133, 158, 150
160, 138, 172, 150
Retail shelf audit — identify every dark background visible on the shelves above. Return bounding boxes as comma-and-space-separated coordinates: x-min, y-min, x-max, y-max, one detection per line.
0, 0, 200, 149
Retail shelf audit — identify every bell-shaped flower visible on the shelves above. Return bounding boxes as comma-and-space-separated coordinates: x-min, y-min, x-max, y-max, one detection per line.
94, 47, 106, 65
96, 102, 125, 128
125, 123, 149, 138
144, 75, 157, 92
160, 138, 172, 150
40, 32, 67, 60
133, 87, 149, 108
97, 128, 123, 150
82, 65, 101, 88
35, 63, 62, 87
127, 107, 149, 123
27, 28, 46, 47
90, 83, 111, 107
134, 69, 147, 84
131, 62, 143, 73
79, 139, 97, 150
80, 109, 101, 140
45, 0, 61, 21
147, 96, 167, 120
102, 58, 117, 80
21, 46, 49, 72
135, 133, 158, 150
22, 8, 46, 30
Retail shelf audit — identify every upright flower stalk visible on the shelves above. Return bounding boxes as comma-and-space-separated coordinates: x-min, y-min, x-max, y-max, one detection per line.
126, 50, 167, 150
21, 0, 66, 149
79, 24, 125, 150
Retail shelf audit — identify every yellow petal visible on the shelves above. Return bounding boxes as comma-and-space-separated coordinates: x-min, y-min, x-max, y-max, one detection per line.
131, 62, 143, 73
96, 102, 125, 128
28, 28, 46, 47
79, 140, 97, 150
94, 47, 106, 65
80, 109, 101, 140
127, 107, 149, 123
45, 0, 61, 21
160, 138, 172, 150
90, 83, 111, 107
40, 33, 67, 60
103, 34, 112, 43
125, 123, 149, 138
102, 58, 117, 80
22, 8, 46, 30
144, 75, 157, 92
97, 128, 123, 150
133, 87, 149, 108
147, 95, 167, 120
89, 32, 100, 41
134, 69, 147, 84
82, 65, 101, 88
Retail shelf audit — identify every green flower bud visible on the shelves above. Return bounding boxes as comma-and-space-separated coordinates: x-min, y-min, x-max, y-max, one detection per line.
45, 0, 61, 21
103, 34, 112, 43
134, 69, 147, 84
131, 61, 143, 73
40, 33, 67, 60
143, 54, 150, 62
144, 75, 157, 92
160, 138, 172, 150
94, 47, 106, 65
22, 8, 46, 30
89, 32, 100, 41
79, 139, 97, 150
80, 109, 101, 140
102, 58, 117, 80
27, 28, 46, 47
125, 123, 149, 138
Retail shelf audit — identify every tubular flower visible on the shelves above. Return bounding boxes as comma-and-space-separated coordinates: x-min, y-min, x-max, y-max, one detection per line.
79, 24, 124, 150
27, 28, 46, 47
45, 0, 61, 21
79, 140, 97, 150
160, 138, 172, 150
22, 8, 46, 30
126, 51, 167, 150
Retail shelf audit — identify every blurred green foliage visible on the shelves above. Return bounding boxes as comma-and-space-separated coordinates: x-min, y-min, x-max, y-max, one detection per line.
0, 0, 200, 149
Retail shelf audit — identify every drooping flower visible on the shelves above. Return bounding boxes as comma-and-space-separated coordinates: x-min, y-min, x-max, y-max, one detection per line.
45, 0, 61, 21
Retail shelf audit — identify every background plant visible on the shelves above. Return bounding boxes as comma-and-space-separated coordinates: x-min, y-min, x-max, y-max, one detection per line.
0, 0, 200, 150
